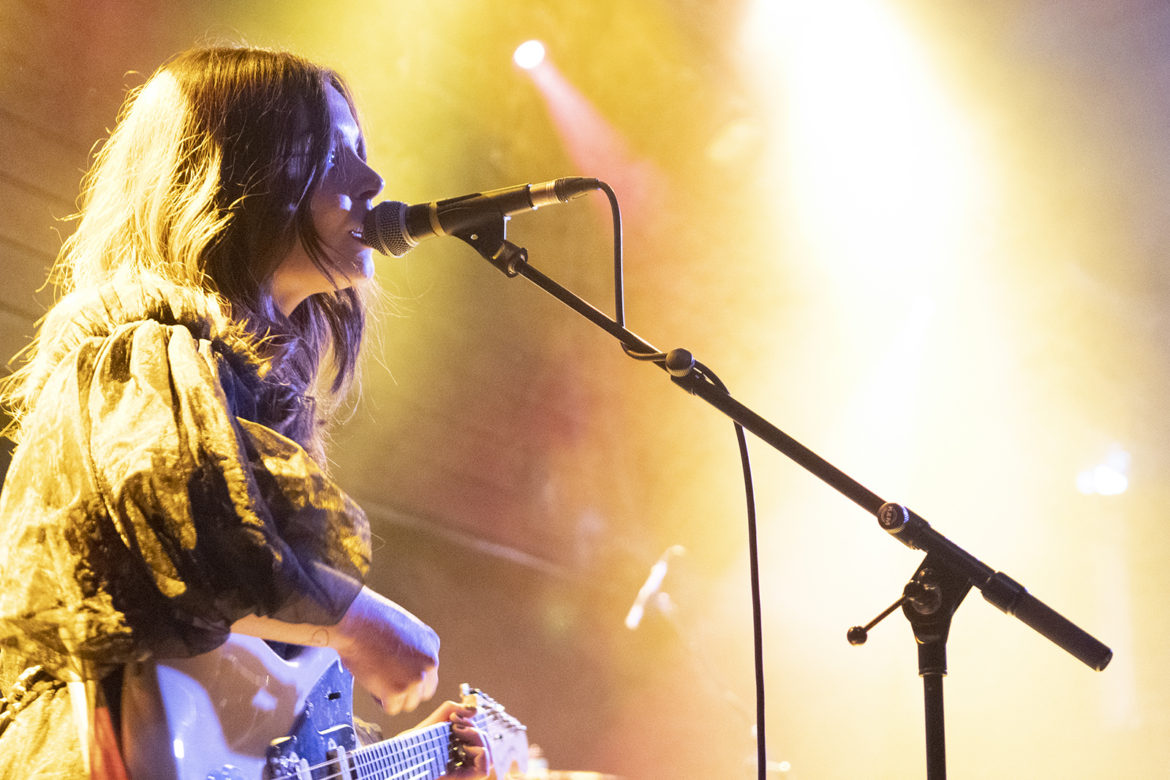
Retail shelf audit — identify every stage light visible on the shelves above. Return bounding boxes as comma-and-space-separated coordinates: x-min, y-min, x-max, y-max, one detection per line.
1077, 446, 1131, 496
513, 40, 546, 69
521, 51, 660, 217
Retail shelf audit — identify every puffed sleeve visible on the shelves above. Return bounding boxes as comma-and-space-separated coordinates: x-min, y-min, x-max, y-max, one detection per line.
0, 319, 370, 680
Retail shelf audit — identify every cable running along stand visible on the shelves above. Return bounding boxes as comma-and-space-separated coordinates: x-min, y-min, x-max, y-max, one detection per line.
371, 178, 1113, 779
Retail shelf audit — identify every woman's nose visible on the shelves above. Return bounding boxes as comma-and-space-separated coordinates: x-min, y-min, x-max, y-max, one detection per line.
355, 159, 383, 202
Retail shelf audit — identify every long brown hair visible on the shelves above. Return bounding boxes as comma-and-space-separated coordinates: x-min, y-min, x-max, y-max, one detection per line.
3, 46, 374, 460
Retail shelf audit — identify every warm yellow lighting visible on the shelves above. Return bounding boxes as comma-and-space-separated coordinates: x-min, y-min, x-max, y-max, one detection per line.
156, 2, 1166, 777
724, 2, 1153, 777
743, 0, 995, 293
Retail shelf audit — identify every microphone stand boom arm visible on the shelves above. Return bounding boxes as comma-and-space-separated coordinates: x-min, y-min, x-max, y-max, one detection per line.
452, 215, 1111, 778
461, 221, 1111, 671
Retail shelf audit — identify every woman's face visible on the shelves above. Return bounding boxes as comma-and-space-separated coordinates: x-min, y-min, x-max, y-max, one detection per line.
271, 85, 384, 316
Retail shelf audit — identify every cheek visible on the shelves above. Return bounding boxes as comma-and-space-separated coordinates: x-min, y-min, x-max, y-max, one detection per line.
308, 184, 350, 228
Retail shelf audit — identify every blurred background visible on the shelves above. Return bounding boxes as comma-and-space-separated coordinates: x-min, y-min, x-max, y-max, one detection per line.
3, 0, 1168, 777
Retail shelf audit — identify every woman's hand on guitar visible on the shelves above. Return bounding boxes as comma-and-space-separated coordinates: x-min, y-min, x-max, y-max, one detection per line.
411, 700, 494, 779
332, 586, 441, 716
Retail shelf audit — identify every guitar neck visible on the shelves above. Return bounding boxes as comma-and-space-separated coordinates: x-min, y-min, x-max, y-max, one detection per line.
348, 721, 454, 780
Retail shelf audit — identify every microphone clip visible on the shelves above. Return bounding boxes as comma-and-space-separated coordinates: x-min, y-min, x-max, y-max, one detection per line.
452, 215, 528, 277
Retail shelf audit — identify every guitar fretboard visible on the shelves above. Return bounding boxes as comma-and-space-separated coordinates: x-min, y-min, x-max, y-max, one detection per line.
349, 721, 454, 780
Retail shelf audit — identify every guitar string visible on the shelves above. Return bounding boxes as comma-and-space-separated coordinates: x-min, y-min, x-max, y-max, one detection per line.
347, 730, 445, 780
267, 727, 443, 780
271, 733, 444, 780
271, 740, 443, 780
265, 708, 510, 780
344, 714, 495, 780
267, 720, 465, 780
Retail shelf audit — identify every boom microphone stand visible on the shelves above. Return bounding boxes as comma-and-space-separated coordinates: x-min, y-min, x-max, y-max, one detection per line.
429, 201, 1113, 779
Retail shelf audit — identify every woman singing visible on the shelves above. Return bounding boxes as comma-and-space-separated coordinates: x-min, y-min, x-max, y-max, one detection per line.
0, 45, 488, 778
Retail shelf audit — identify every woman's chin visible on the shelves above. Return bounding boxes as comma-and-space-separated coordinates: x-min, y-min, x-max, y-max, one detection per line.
356, 250, 376, 280
334, 251, 376, 287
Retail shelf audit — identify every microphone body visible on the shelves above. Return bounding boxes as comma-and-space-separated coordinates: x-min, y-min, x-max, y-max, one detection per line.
363, 176, 598, 256
625, 545, 686, 630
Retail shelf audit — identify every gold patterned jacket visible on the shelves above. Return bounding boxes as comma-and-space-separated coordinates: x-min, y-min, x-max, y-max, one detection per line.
0, 280, 371, 778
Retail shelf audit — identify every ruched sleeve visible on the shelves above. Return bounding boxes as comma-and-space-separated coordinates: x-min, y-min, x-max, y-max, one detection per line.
0, 319, 370, 681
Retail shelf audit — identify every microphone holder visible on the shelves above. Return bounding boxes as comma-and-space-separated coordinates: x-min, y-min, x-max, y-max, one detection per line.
848, 554, 973, 778
453, 218, 1112, 779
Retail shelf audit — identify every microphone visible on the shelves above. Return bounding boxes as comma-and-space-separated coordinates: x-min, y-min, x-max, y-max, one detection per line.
625, 545, 686, 630
362, 176, 600, 256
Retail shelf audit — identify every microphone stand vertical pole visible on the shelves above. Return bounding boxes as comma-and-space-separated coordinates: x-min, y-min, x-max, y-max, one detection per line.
901, 553, 973, 780
922, 640, 947, 779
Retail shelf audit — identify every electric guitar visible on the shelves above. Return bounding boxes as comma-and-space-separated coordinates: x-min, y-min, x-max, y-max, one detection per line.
121, 634, 528, 779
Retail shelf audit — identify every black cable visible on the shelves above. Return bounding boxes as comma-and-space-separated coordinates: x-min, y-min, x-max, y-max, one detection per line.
597, 181, 668, 363
598, 181, 626, 330
599, 183, 768, 778
694, 362, 766, 780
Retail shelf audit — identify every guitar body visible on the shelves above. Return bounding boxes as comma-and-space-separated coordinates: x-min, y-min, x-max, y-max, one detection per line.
121, 634, 528, 780
122, 635, 351, 779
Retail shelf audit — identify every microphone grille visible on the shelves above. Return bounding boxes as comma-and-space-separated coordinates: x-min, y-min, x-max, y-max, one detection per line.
363, 201, 412, 257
